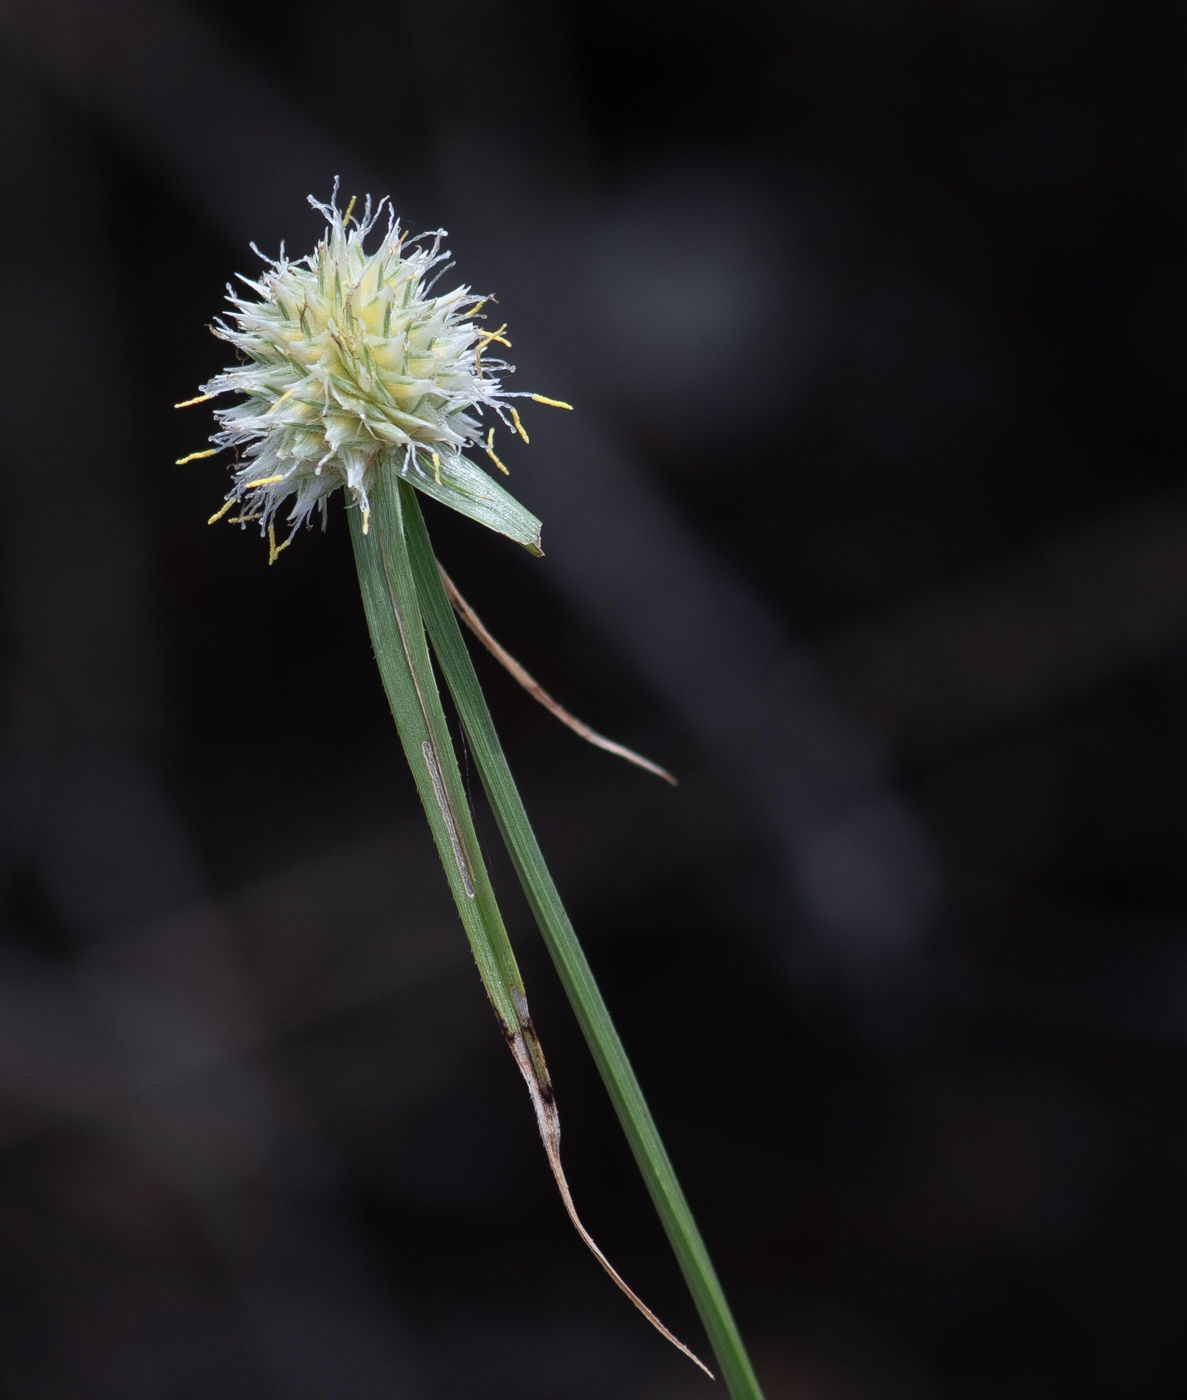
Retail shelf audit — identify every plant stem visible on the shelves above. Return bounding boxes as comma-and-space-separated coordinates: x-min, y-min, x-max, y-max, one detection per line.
350, 467, 718, 1378
403, 482, 766, 1400
348, 465, 527, 1035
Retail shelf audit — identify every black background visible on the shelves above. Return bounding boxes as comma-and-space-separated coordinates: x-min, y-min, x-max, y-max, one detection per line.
0, 2, 1185, 1397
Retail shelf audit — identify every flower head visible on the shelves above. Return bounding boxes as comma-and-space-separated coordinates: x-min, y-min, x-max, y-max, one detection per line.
183, 186, 567, 557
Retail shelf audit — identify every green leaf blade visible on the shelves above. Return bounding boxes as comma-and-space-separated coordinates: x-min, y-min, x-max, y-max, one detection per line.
403, 487, 766, 1400
400, 448, 543, 555
352, 471, 716, 1378
347, 470, 525, 1031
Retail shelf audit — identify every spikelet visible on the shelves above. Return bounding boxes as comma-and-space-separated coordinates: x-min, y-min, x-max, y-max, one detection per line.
184, 183, 567, 549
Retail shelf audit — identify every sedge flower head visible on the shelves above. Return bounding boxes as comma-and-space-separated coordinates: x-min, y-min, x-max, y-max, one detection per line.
185, 186, 563, 554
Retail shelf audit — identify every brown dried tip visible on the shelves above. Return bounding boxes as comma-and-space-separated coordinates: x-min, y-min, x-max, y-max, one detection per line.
439, 566, 678, 786
503, 1015, 713, 1379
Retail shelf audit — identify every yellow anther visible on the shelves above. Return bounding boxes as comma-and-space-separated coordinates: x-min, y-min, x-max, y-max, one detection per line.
174, 392, 215, 408
474, 325, 511, 380
227, 514, 260, 525
484, 429, 510, 476
207, 498, 236, 525
176, 448, 218, 465
361, 506, 371, 536
476, 323, 512, 350
431, 451, 442, 484
267, 384, 300, 413
268, 526, 290, 564
531, 394, 574, 410
509, 406, 530, 444
246, 474, 286, 489
467, 297, 492, 318
343, 195, 357, 227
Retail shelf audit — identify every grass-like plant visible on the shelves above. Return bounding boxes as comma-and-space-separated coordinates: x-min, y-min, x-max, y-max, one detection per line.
180, 187, 764, 1400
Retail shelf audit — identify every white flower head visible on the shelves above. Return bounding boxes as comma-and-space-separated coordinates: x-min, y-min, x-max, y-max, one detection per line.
182, 184, 568, 559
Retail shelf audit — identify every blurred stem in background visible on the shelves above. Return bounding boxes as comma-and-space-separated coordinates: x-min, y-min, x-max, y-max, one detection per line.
349, 467, 764, 1400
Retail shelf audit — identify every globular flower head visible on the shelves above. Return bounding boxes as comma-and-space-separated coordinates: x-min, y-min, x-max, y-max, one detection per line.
188, 186, 560, 556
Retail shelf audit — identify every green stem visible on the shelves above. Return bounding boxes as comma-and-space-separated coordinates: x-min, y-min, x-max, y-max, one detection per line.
403, 482, 765, 1400
347, 468, 527, 1034
350, 466, 719, 1380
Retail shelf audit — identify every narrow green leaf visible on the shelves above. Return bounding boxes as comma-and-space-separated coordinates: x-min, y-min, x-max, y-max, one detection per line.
403, 484, 766, 1400
348, 469, 524, 1030
399, 446, 543, 554
351, 466, 711, 1376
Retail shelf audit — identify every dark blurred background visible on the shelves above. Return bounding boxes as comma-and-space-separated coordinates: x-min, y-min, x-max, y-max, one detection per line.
0, 0, 1184, 1396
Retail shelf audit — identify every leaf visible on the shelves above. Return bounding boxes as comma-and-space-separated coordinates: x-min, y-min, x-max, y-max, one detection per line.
348, 467, 523, 1028
404, 486, 765, 1400
349, 466, 711, 1378
438, 565, 677, 783
399, 447, 543, 554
